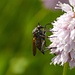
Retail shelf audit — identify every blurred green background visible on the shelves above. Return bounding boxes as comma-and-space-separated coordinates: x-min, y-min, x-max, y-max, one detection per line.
0, 0, 75, 75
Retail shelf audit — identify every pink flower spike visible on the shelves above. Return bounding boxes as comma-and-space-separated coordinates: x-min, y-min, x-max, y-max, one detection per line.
48, 0, 75, 69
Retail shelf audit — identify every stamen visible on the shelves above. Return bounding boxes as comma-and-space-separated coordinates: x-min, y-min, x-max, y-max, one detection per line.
55, 1, 62, 9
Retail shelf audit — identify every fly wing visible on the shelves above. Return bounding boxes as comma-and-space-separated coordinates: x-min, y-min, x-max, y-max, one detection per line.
33, 37, 36, 56
36, 37, 44, 55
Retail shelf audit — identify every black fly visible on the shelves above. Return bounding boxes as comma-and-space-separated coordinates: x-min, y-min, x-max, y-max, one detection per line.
32, 23, 57, 56
32, 23, 46, 56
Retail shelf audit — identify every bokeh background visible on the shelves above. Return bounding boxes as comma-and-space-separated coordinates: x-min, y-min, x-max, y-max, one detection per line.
0, 0, 75, 75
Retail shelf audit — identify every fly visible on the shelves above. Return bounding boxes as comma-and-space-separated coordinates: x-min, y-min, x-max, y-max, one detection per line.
32, 23, 46, 56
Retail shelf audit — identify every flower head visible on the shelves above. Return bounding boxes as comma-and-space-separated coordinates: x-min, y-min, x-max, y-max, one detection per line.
41, 0, 68, 9
48, 0, 75, 69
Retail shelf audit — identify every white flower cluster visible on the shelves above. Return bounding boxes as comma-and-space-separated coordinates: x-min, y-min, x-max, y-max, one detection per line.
48, 0, 75, 69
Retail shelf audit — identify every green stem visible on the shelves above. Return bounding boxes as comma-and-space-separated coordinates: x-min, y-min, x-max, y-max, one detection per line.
62, 62, 68, 75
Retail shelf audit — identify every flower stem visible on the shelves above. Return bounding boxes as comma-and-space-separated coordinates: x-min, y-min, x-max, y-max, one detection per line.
62, 62, 68, 75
